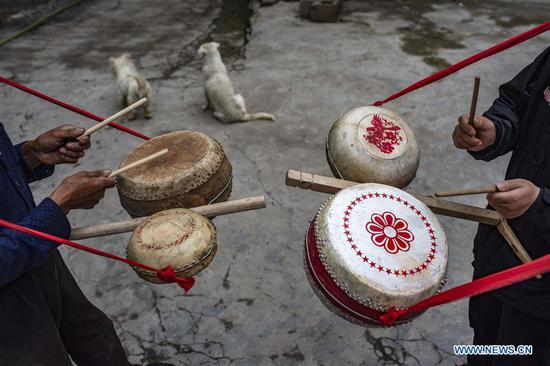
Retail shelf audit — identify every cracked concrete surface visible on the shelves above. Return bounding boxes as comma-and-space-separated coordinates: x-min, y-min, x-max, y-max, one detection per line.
1, 0, 550, 365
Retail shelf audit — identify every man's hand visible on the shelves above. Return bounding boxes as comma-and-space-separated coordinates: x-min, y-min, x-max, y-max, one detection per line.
452, 114, 496, 152
487, 179, 540, 219
21, 125, 90, 169
50, 171, 115, 214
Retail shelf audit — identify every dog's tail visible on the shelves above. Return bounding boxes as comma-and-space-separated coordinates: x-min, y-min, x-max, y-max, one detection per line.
242, 112, 276, 121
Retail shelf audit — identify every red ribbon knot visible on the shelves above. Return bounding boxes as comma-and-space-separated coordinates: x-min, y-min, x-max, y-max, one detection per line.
378, 307, 408, 326
156, 266, 195, 294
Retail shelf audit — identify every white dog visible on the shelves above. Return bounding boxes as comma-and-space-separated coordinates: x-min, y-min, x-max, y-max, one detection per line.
110, 53, 152, 120
198, 42, 275, 123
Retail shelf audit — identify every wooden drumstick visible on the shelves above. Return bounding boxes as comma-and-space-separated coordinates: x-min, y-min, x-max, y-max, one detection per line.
497, 219, 542, 279
69, 195, 267, 240
468, 76, 481, 126
285, 169, 503, 225
78, 98, 147, 140
108, 148, 168, 178
434, 185, 498, 197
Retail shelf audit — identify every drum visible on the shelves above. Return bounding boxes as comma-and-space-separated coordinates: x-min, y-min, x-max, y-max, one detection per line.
305, 183, 447, 327
326, 106, 420, 188
116, 131, 232, 217
127, 208, 217, 283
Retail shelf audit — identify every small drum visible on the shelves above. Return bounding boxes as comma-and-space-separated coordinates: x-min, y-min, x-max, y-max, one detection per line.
326, 106, 420, 188
305, 183, 447, 327
117, 131, 232, 217
127, 208, 217, 283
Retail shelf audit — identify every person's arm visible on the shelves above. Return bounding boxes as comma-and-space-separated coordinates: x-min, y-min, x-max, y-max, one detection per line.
0, 170, 115, 287
469, 46, 550, 161
0, 198, 70, 286
14, 142, 55, 183
15, 125, 90, 183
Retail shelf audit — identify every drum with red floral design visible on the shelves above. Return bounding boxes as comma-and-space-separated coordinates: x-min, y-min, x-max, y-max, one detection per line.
326, 106, 420, 188
305, 183, 448, 327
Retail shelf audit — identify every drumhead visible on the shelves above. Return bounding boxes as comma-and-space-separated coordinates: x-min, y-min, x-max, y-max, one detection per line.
326, 106, 420, 187
315, 183, 447, 310
117, 131, 226, 200
127, 208, 216, 281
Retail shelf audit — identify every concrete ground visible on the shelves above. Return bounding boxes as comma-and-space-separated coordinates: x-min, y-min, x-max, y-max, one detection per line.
1, 0, 550, 365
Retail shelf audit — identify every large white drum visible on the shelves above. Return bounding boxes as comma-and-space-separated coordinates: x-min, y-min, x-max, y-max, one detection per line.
326, 106, 420, 188
305, 183, 448, 327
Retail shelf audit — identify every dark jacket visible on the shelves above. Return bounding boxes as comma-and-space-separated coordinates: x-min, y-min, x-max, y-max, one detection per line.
0, 123, 70, 287
471, 46, 550, 319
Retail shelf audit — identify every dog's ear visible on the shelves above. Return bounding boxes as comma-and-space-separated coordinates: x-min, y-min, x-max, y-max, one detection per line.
109, 57, 116, 65
213, 42, 220, 49
122, 52, 132, 59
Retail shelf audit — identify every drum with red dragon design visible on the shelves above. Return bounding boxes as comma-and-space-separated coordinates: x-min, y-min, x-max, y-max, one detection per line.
305, 183, 448, 327
326, 106, 420, 188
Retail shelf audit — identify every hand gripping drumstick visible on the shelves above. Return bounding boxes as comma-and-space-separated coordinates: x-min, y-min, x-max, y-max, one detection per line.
108, 148, 168, 178
434, 185, 498, 197
286, 170, 539, 276
78, 98, 147, 140
69, 196, 267, 240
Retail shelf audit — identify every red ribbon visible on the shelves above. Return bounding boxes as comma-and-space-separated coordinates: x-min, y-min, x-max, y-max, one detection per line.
373, 21, 550, 107
0, 218, 194, 293
0, 76, 150, 141
379, 253, 550, 326
157, 266, 195, 293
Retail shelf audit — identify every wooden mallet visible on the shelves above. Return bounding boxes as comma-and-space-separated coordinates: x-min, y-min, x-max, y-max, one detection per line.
108, 148, 168, 178
78, 98, 147, 141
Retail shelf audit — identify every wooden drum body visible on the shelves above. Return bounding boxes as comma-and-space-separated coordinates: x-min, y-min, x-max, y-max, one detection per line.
305, 183, 447, 327
117, 131, 232, 217
326, 106, 420, 188
127, 208, 217, 283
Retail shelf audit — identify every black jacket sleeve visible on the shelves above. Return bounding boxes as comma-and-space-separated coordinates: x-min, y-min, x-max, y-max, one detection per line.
470, 47, 550, 161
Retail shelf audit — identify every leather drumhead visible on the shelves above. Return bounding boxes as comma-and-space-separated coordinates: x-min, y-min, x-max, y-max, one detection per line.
117, 131, 226, 201
315, 183, 447, 311
127, 208, 216, 281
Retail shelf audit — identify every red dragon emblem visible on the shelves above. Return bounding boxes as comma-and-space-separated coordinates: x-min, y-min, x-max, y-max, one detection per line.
363, 114, 403, 154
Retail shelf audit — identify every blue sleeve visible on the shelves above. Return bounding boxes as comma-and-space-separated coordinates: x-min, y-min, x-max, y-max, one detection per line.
0, 198, 71, 286
13, 142, 55, 183
469, 46, 550, 162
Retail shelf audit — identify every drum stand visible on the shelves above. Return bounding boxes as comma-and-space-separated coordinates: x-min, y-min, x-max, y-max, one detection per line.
286, 170, 541, 279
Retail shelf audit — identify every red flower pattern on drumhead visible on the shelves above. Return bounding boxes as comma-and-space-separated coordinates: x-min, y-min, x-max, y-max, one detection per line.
366, 212, 414, 254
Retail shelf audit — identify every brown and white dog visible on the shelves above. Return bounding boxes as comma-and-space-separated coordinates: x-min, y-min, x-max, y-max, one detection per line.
110, 53, 153, 120
198, 42, 275, 123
